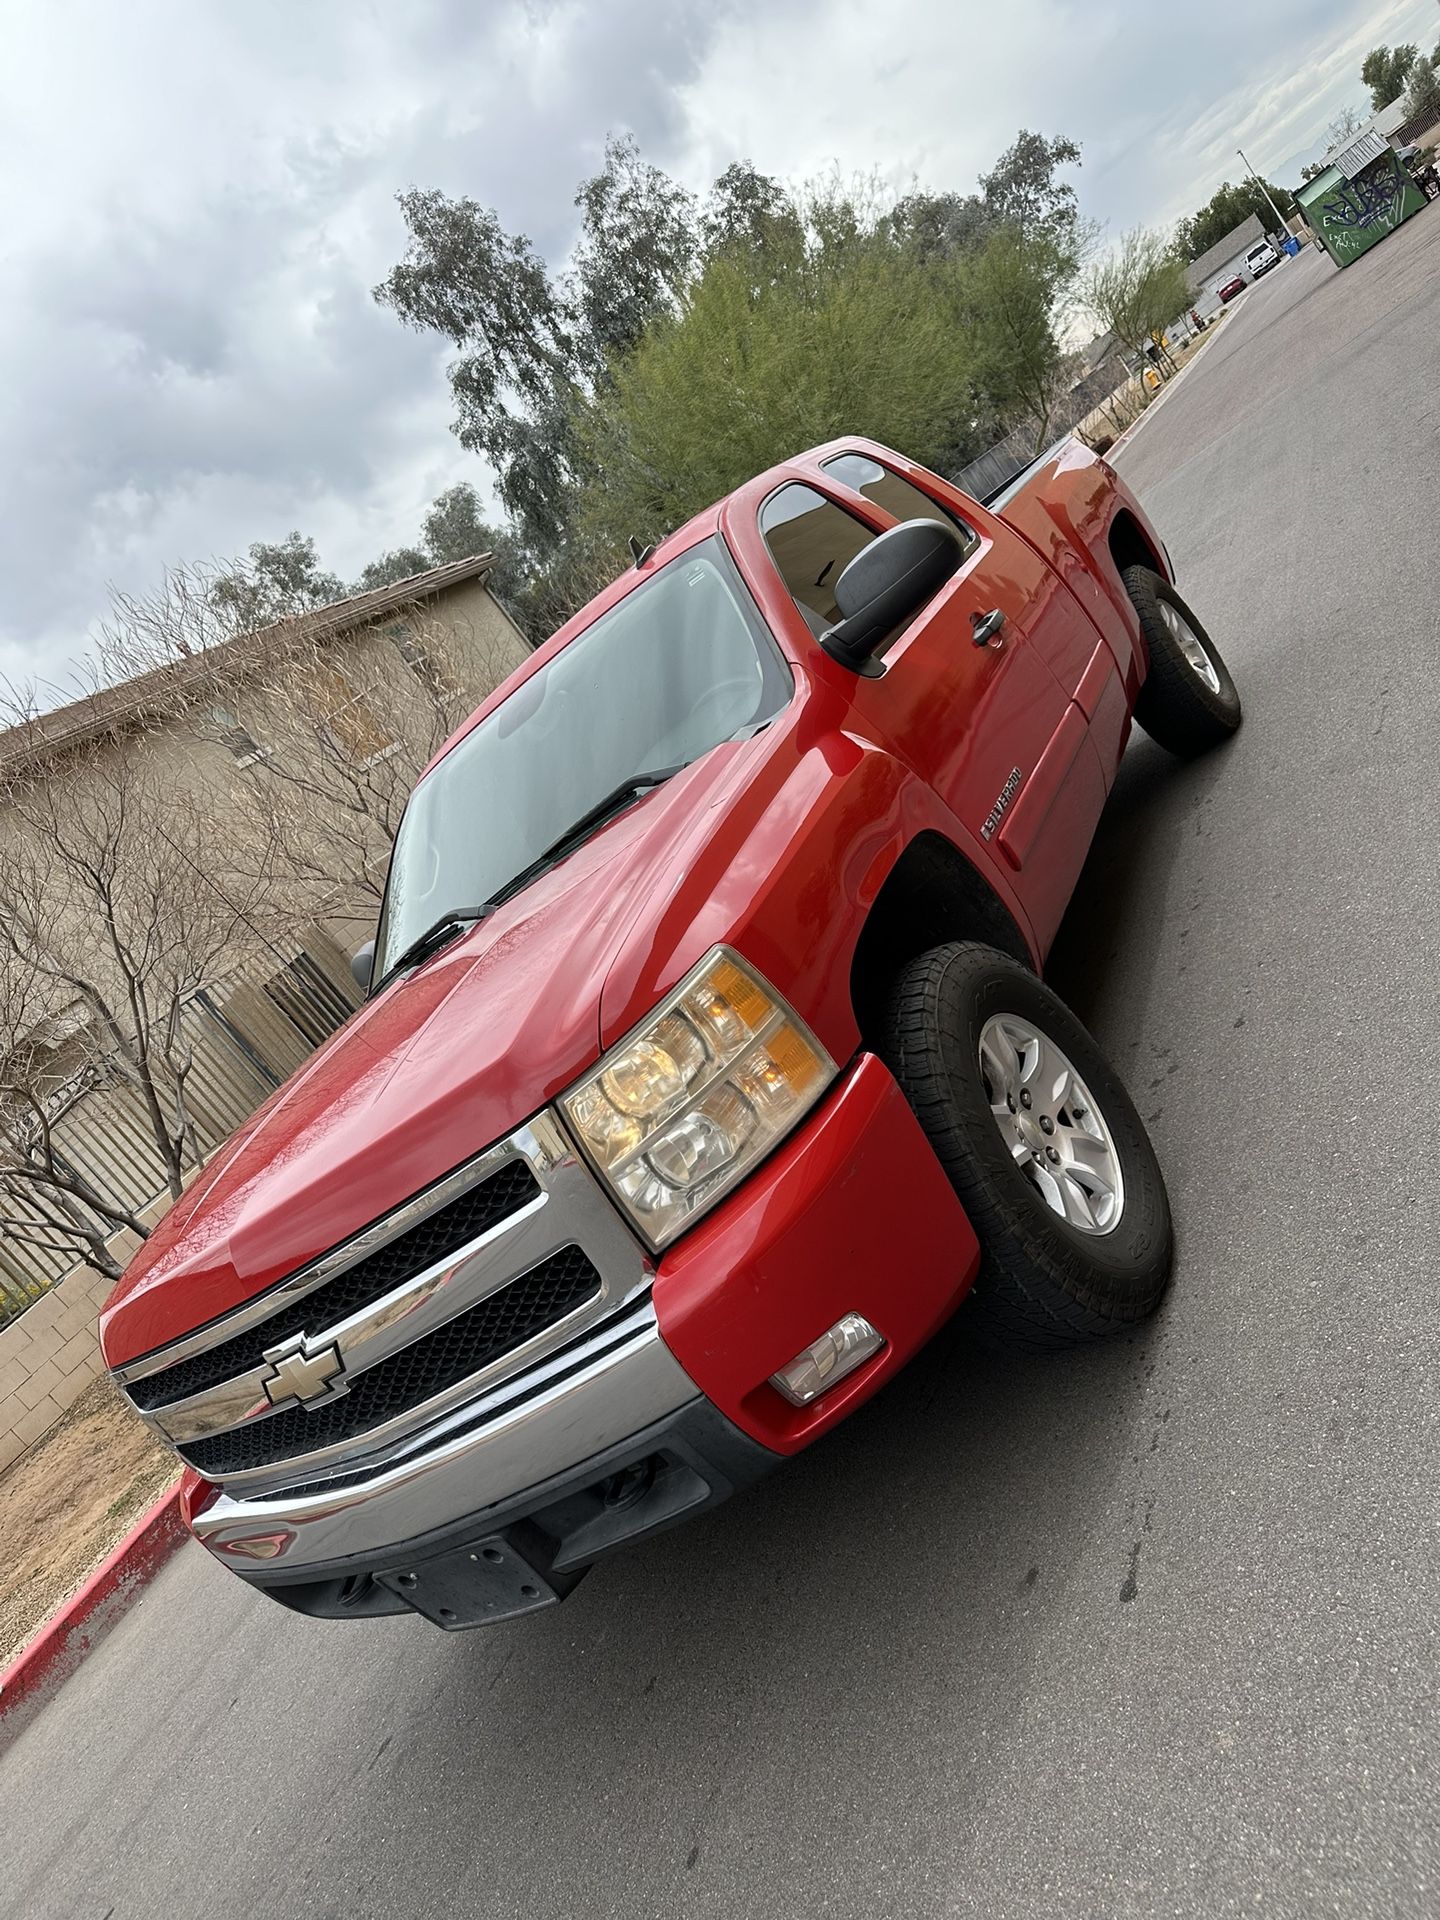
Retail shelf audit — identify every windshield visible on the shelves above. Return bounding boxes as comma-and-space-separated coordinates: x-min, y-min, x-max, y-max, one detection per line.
373, 537, 790, 980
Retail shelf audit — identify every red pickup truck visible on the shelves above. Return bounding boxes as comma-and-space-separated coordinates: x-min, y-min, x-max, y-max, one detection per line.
101, 438, 1241, 1629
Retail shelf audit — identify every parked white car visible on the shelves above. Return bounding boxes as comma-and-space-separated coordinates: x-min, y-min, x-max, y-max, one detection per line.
1244, 240, 1280, 278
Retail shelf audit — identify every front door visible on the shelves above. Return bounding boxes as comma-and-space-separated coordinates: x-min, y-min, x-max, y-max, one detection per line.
757, 467, 1106, 955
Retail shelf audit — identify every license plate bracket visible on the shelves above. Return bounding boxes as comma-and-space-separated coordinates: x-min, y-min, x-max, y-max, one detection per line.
376, 1527, 581, 1628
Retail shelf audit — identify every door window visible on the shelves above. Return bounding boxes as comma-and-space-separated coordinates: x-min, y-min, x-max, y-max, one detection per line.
821, 451, 978, 554
759, 484, 877, 631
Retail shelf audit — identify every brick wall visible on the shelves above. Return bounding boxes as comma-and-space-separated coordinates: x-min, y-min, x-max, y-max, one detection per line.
0, 1262, 116, 1474
0, 1207, 158, 1476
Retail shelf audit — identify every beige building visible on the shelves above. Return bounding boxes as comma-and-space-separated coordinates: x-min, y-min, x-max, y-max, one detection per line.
0, 556, 530, 1328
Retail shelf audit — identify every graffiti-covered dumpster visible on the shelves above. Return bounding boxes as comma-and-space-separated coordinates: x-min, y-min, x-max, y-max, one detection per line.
1296, 142, 1427, 269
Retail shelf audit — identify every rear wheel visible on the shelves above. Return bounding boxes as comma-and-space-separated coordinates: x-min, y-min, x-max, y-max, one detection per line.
1125, 566, 1242, 758
880, 942, 1172, 1350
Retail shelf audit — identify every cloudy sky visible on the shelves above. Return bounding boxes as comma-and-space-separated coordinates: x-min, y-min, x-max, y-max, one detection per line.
3, 0, 1436, 685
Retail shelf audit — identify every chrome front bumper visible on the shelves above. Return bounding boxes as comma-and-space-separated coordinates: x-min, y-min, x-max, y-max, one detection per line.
191, 1297, 704, 1577
114, 1112, 658, 1494
109, 1107, 756, 1612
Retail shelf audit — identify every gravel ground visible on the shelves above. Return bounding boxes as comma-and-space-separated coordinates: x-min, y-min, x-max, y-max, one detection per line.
0, 1375, 178, 1669
2, 211, 1438, 1920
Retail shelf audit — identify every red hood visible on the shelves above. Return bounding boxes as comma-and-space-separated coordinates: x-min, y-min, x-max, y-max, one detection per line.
97, 741, 791, 1374
100, 746, 755, 1367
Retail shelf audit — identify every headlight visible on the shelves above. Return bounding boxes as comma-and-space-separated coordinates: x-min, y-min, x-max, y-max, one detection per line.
561, 947, 836, 1249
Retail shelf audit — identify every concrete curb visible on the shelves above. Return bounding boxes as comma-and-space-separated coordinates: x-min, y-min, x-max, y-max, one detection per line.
0, 1484, 185, 1755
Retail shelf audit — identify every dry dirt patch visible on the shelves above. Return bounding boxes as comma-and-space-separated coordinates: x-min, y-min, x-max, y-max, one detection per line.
0, 1374, 179, 1669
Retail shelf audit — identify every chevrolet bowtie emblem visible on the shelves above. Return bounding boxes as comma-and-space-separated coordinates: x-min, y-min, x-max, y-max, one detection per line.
261, 1333, 347, 1409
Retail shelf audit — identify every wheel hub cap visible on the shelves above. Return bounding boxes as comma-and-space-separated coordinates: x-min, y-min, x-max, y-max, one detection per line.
1160, 602, 1222, 694
977, 1015, 1125, 1235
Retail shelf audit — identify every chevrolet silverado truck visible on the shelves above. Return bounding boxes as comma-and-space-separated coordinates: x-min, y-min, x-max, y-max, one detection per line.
100, 437, 1242, 1630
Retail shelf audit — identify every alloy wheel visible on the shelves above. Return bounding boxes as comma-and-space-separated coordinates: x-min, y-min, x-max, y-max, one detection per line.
1161, 601, 1222, 693
977, 1014, 1125, 1234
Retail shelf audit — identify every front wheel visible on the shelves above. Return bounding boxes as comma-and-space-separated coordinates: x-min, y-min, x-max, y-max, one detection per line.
1125, 566, 1242, 758
880, 943, 1173, 1350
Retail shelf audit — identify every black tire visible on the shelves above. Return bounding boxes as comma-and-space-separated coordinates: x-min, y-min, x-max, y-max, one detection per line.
1125, 565, 1242, 758
880, 943, 1172, 1351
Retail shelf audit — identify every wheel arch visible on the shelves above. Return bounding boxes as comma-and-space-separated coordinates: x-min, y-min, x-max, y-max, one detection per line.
850, 830, 1036, 1047
1107, 508, 1169, 585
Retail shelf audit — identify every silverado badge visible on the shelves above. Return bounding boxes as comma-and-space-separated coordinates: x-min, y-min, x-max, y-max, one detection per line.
981, 767, 1024, 841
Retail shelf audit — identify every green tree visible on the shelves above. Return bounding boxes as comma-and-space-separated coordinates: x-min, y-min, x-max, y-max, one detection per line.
354, 548, 431, 592
374, 136, 699, 559
375, 129, 1088, 638
981, 130, 1083, 251
420, 482, 496, 564
1362, 43, 1420, 110
420, 483, 528, 606
884, 131, 1087, 449
960, 226, 1068, 451
568, 135, 696, 375
885, 187, 990, 263
575, 193, 982, 558
210, 532, 345, 628
373, 186, 577, 553
1403, 51, 1440, 123
885, 128, 1084, 282
1175, 179, 1291, 259
701, 161, 800, 256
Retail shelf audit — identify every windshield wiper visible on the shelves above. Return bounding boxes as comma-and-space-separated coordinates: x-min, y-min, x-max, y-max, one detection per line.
375, 768, 683, 991
374, 907, 491, 991
484, 767, 684, 912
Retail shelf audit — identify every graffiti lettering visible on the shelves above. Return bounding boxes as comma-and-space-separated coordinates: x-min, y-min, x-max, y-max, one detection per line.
1319, 163, 1404, 237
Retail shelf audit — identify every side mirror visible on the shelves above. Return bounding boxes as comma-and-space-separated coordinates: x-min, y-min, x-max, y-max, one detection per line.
351, 939, 375, 994
822, 519, 965, 675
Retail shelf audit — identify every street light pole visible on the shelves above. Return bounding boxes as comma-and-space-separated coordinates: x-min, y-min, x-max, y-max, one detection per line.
1237, 146, 1296, 234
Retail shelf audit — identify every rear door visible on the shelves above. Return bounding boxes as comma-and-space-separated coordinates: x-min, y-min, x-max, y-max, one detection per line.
758, 457, 1106, 954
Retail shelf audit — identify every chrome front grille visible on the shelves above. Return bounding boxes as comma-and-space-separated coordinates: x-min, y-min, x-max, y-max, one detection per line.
179, 1245, 602, 1477
127, 1158, 542, 1412
113, 1113, 653, 1497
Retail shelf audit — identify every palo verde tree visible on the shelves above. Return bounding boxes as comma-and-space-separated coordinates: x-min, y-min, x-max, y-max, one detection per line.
1081, 229, 1192, 377
574, 182, 986, 558
960, 225, 1082, 453
374, 128, 1087, 629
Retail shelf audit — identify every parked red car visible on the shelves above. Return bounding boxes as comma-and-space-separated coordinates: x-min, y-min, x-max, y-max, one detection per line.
101, 437, 1243, 1630
1218, 275, 1246, 303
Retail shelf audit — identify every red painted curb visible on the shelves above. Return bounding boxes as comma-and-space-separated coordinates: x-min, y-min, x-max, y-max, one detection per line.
0, 1483, 186, 1753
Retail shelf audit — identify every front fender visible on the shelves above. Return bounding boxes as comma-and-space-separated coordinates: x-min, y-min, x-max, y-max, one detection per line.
597, 707, 1039, 1065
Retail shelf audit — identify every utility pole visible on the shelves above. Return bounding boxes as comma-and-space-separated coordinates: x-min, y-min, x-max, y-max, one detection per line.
1238, 146, 1297, 234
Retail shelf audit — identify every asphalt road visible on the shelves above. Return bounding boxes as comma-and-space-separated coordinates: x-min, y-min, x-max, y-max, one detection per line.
5, 215, 1439, 1920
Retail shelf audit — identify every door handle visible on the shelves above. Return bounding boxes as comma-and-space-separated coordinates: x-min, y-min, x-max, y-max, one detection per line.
971, 607, 1006, 648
